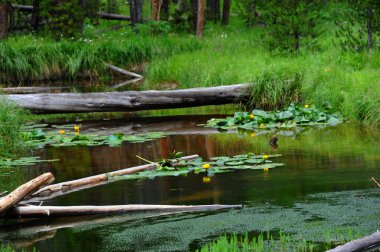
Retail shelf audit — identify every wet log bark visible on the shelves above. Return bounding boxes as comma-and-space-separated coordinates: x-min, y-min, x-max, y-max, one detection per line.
326, 231, 380, 252
7, 84, 251, 114
0, 173, 54, 214
23, 155, 199, 203
3, 204, 243, 218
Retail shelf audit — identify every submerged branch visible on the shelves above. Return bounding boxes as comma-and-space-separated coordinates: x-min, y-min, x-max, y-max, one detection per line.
2, 204, 243, 219
22, 155, 199, 203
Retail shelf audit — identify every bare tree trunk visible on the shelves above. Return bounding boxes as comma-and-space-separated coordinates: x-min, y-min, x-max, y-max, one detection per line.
221, 0, 230, 25
206, 0, 220, 22
0, 4, 8, 39
196, 0, 204, 36
160, 0, 169, 20
31, 0, 40, 31
0, 173, 54, 214
152, 0, 162, 20
129, 0, 140, 28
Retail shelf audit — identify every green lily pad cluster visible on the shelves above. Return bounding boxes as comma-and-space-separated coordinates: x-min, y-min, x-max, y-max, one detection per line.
21, 130, 167, 148
205, 103, 342, 130
0, 156, 59, 168
113, 153, 284, 181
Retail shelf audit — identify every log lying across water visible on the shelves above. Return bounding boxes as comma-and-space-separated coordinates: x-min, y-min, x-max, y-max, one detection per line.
3, 204, 242, 218
7, 84, 251, 114
23, 155, 199, 203
0, 173, 54, 214
326, 231, 380, 252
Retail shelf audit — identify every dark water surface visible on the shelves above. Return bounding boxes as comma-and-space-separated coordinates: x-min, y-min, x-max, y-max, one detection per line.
0, 115, 379, 251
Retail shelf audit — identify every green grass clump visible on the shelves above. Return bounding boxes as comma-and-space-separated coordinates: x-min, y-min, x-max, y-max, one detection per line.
197, 232, 318, 252
0, 97, 30, 158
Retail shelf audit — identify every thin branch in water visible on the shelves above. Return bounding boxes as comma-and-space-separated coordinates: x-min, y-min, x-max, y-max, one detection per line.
0, 191, 7, 197
135, 155, 156, 164
371, 177, 380, 188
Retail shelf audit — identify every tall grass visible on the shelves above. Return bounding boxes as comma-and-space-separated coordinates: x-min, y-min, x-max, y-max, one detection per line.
0, 32, 202, 84
0, 97, 30, 158
0, 18, 379, 127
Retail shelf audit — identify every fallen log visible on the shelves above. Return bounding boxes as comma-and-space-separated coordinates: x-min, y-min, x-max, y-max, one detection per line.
97, 12, 131, 21
0, 86, 69, 94
2, 204, 242, 218
326, 231, 380, 252
0, 173, 54, 214
6, 84, 251, 113
23, 155, 199, 203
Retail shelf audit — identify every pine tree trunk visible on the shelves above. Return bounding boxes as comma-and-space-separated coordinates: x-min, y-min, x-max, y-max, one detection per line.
196, 0, 204, 36
129, 0, 141, 28
160, 0, 169, 20
221, 0, 230, 25
206, 0, 220, 22
31, 0, 40, 31
0, 4, 8, 39
152, 0, 162, 20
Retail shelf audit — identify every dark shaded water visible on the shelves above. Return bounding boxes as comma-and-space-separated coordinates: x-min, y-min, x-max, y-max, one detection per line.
0, 115, 379, 251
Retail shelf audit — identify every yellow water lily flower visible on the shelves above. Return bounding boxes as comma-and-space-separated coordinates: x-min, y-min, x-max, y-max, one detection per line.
262, 155, 269, 160
202, 163, 211, 169
74, 125, 80, 132
249, 114, 254, 119
259, 123, 265, 128
59, 130, 65, 135
202, 176, 211, 183
74, 131, 80, 136
250, 132, 255, 138
263, 167, 269, 172
304, 104, 309, 108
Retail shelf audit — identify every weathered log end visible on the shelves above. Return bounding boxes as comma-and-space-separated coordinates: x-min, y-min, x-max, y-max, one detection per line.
0, 173, 54, 214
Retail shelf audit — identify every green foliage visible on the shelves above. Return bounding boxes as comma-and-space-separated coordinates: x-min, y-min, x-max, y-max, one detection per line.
136, 21, 171, 36
335, 0, 380, 51
237, 0, 323, 52
197, 232, 318, 252
22, 126, 166, 148
0, 156, 59, 168
205, 104, 342, 130
114, 153, 283, 181
0, 97, 30, 158
40, 0, 85, 38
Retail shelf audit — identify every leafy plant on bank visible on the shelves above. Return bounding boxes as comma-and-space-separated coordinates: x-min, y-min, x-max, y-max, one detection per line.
205, 103, 342, 130
335, 0, 380, 51
0, 97, 30, 158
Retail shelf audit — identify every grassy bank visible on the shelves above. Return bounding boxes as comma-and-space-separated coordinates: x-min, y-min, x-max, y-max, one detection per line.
0, 97, 30, 158
0, 19, 379, 127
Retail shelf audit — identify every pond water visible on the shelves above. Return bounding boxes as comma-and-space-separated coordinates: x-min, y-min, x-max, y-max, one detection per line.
0, 114, 379, 251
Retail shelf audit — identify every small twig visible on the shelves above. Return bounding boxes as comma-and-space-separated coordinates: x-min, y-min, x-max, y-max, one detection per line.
0, 191, 7, 197
371, 177, 380, 188
135, 155, 156, 165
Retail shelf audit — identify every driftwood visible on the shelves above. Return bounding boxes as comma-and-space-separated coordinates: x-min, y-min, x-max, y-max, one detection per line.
0, 86, 69, 94
326, 231, 380, 252
7, 84, 251, 114
371, 177, 380, 188
0, 173, 54, 214
23, 155, 199, 203
2, 204, 242, 218
106, 63, 143, 89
